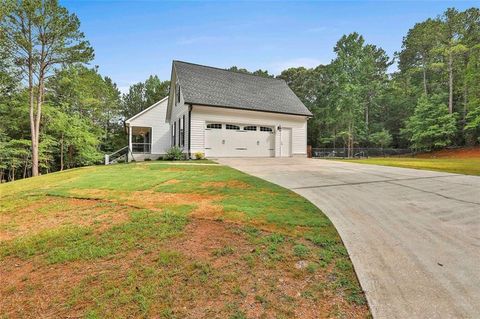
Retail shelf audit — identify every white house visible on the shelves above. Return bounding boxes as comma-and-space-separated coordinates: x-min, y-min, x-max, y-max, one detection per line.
114, 60, 312, 162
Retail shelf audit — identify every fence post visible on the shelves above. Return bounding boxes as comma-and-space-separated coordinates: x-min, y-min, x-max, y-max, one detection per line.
307, 145, 312, 158
104, 154, 109, 165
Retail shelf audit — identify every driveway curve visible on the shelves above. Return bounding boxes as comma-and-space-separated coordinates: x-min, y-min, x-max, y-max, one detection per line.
218, 158, 480, 319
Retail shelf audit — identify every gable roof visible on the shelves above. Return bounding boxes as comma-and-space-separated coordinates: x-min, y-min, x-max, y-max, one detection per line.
125, 96, 169, 124
173, 61, 312, 117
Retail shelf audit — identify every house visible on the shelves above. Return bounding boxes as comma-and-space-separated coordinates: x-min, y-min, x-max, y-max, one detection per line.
119, 61, 312, 162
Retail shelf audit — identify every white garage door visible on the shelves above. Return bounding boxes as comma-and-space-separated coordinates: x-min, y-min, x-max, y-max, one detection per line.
205, 123, 275, 157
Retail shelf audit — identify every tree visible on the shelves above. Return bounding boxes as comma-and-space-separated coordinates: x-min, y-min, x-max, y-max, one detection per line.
47, 65, 122, 152
438, 8, 469, 114
227, 66, 274, 78
403, 95, 457, 151
121, 75, 169, 121
329, 33, 390, 156
1, 0, 93, 176
398, 19, 442, 95
369, 129, 393, 148
464, 44, 480, 143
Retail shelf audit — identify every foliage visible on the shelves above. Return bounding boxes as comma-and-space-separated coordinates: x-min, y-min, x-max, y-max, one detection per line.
164, 146, 185, 160
121, 75, 170, 121
369, 129, 393, 148
1, 0, 94, 176
1, 6, 480, 182
227, 66, 274, 78
403, 95, 457, 151
194, 152, 205, 160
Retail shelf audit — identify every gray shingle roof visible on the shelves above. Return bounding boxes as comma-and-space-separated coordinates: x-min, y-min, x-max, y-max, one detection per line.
173, 61, 312, 117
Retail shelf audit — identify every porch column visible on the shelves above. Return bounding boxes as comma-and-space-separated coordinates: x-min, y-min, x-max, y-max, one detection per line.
128, 125, 133, 162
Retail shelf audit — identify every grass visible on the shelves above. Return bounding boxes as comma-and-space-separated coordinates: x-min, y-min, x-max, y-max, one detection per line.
344, 157, 480, 175
0, 161, 369, 318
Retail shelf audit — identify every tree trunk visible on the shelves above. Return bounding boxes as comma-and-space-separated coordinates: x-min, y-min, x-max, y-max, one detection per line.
422, 67, 428, 95
29, 73, 38, 177
26, 20, 39, 177
448, 53, 454, 114
60, 133, 64, 171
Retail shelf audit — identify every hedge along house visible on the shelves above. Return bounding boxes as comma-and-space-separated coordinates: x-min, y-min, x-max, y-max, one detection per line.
108, 60, 312, 163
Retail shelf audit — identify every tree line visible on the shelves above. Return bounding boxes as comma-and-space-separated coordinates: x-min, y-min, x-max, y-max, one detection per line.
0, 1, 479, 182
265, 8, 479, 155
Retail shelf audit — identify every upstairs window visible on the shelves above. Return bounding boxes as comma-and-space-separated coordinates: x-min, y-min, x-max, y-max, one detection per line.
243, 125, 257, 131
260, 126, 273, 132
176, 84, 181, 105
206, 123, 222, 129
226, 124, 240, 130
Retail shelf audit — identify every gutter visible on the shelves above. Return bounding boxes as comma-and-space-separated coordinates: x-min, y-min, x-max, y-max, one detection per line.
186, 102, 313, 118
188, 104, 192, 158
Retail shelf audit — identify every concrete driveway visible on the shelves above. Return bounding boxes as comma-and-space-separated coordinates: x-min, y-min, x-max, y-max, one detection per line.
218, 158, 480, 319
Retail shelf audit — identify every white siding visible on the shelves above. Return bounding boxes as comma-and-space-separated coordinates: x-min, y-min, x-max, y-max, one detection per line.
169, 70, 190, 152
190, 105, 308, 157
127, 98, 170, 155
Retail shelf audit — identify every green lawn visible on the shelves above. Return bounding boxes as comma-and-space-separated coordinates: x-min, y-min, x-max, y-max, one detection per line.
345, 157, 480, 176
0, 162, 369, 318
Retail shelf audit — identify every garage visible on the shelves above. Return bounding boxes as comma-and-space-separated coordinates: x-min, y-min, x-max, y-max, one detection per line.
205, 123, 275, 157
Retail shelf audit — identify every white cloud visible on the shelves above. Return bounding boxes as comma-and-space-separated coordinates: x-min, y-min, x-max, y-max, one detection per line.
269, 58, 324, 74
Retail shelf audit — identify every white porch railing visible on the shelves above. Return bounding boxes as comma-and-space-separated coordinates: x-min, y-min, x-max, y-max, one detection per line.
105, 146, 128, 165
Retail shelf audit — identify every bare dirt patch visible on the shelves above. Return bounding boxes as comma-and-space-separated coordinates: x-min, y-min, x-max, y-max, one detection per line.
161, 179, 180, 185
416, 147, 480, 159
125, 191, 222, 211
165, 218, 368, 319
202, 180, 251, 189
0, 218, 368, 318
0, 197, 130, 241
0, 250, 144, 318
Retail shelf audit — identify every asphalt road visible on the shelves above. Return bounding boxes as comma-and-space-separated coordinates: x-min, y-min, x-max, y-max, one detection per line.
218, 158, 480, 319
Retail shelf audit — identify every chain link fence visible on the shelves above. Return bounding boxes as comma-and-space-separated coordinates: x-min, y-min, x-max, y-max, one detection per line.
311, 148, 412, 158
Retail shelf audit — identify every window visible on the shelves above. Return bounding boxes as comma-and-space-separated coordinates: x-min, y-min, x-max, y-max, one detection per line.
243, 125, 257, 131
226, 124, 240, 130
131, 127, 152, 153
172, 122, 176, 146
206, 123, 222, 129
260, 126, 273, 132
180, 115, 185, 147
176, 84, 181, 104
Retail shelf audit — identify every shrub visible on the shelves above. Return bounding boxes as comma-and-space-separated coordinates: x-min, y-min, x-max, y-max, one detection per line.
194, 152, 205, 160
164, 146, 185, 160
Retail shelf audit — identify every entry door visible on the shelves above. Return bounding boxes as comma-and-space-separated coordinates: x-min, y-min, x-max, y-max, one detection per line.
280, 128, 292, 157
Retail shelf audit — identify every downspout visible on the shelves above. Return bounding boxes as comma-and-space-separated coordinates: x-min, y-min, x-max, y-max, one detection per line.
188, 104, 192, 159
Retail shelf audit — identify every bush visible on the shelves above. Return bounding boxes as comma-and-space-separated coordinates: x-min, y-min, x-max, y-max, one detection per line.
164, 146, 185, 160
194, 152, 205, 160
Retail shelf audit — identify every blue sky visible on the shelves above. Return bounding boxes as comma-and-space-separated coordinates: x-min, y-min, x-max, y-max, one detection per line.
64, 1, 479, 93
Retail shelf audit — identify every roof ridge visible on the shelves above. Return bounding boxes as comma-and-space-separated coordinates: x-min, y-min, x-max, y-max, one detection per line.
173, 60, 285, 82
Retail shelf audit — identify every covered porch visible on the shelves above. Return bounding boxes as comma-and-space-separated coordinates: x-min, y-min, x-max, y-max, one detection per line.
128, 126, 152, 154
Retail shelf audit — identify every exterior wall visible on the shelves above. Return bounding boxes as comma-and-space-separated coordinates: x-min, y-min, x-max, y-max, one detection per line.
169, 71, 190, 153
127, 98, 170, 160
190, 105, 308, 157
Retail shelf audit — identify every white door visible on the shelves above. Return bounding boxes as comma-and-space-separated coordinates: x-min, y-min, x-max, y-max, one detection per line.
280, 128, 292, 157
205, 123, 274, 157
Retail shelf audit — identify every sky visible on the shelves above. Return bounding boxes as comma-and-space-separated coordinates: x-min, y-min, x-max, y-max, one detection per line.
63, 1, 479, 93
